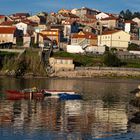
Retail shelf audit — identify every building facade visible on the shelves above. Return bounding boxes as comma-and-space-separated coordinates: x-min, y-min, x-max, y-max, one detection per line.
98, 30, 130, 50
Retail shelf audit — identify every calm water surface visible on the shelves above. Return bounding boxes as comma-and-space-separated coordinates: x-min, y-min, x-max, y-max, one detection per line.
0, 77, 140, 140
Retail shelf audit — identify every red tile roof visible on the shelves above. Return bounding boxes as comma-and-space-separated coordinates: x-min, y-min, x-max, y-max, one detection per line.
0, 15, 5, 19
20, 19, 38, 26
102, 30, 120, 35
0, 21, 15, 26
101, 16, 118, 21
124, 20, 137, 24
0, 26, 16, 34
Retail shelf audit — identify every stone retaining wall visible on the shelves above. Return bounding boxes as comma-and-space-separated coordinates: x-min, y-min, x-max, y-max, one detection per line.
50, 68, 140, 78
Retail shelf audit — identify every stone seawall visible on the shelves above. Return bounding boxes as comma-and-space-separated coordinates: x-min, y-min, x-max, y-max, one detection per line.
50, 69, 140, 78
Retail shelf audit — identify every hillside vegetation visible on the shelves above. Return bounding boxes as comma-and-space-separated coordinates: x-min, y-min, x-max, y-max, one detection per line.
0, 49, 47, 77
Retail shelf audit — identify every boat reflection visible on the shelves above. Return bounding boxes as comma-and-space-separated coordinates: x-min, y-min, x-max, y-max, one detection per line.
0, 98, 128, 139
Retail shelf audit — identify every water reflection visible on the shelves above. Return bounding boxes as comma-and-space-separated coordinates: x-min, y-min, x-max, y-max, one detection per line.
0, 78, 140, 139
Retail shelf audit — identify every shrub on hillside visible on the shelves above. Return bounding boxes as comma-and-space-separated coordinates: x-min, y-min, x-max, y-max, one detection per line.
127, 43, 140, 51
103, 52, 121, 67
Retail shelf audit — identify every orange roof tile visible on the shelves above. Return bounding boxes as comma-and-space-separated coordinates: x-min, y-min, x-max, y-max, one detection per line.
102, 30, 120, 35
101, 16, 118, 21
124, 20, 137, 24
0, 21, 15, 26
0, 15, 5, 19
0, 26, 16, 34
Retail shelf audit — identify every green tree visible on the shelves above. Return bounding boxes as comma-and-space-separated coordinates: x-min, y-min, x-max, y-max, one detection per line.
103, 52, 121, 67
119, 10, 125, 18
127, 43, 140, 51
119, 9, 133, 20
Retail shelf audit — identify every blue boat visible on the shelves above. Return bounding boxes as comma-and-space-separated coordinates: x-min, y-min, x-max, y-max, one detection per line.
59, 93, 82, 100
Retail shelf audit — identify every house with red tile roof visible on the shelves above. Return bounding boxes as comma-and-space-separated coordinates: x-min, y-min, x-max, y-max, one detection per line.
0, 26, 21, 44
98, 30, 130, 50
124, 20, 138, 40
0, 21, 16, 27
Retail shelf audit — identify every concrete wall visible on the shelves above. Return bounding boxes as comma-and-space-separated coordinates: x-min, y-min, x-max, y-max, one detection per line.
67, 45, 85, 53
49, 57, 74, 72
85, 46, 105, 54
50, 67, 140, 78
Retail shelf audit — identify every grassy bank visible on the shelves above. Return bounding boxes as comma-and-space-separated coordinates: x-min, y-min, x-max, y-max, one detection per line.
52, 51, 140, 68
52, 51, 103, 66
0, 49, 47, 77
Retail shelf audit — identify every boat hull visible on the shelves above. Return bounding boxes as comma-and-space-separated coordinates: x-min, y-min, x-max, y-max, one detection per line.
59, 93, 82, 100
42, 89, 75, 97
5, 90, 44, 100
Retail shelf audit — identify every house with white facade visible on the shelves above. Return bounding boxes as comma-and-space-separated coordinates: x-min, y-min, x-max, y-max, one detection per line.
0, 26, 23, 45
98, 30, 130, 50
15, 21, 35, 35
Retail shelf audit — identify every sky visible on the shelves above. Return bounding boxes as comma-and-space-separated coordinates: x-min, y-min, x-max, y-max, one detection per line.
0, 0, 140, 15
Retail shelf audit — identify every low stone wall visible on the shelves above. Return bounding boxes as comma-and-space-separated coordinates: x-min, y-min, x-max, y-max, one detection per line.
50, 67, 140, 78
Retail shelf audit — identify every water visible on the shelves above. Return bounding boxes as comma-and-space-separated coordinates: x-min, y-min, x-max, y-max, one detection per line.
0, 77, 140, 140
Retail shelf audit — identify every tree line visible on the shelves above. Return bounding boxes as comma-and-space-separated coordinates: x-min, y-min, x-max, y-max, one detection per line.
119, 9, 140, 20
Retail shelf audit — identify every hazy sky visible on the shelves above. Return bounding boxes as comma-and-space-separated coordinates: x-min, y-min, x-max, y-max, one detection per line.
0, 0, 140, 15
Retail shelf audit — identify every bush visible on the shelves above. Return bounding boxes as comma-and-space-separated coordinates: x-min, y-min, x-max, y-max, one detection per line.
127, 43, 140, 51
103, 52, 121, 67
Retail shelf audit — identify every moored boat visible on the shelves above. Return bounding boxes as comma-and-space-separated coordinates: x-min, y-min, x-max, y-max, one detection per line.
5, 87, 44, 100
59, 93, 82, 100
41, 89, 75, 97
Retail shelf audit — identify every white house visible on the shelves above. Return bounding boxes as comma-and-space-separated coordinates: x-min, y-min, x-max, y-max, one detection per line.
15, 21, 34, 35
124, 20, 137, 34
98, 30, 130, 50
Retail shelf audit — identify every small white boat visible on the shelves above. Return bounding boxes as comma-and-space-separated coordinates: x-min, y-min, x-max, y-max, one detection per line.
41, 89, 75, 97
